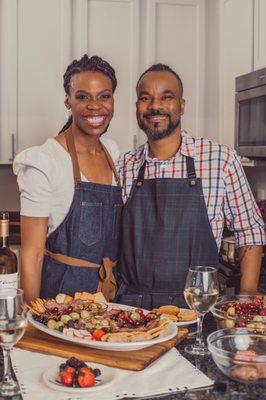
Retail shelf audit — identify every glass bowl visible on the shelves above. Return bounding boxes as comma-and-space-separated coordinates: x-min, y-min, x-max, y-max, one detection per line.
211, 295, 266, 334
207, 328, 266, 384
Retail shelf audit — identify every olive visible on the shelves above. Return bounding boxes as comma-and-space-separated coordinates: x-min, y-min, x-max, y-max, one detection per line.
67, 306, 73, 313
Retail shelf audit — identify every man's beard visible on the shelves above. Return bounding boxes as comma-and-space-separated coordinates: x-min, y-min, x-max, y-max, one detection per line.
137, 111, 180, 140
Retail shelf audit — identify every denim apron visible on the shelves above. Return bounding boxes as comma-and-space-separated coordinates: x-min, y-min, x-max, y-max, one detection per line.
116, 155, 219, 309
40, 131, 123, 300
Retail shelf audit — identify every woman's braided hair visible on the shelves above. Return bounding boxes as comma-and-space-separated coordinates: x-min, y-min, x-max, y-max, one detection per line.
59, 54, 117, 133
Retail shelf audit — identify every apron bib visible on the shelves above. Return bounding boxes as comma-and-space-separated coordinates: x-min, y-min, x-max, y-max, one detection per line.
40, 131, 123, 300
116, 155, 219, 309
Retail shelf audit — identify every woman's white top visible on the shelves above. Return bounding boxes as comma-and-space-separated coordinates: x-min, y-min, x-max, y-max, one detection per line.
13, 137, 120, 236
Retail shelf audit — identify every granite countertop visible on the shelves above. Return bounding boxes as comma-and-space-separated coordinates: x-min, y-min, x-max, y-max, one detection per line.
0, 315, 265, 400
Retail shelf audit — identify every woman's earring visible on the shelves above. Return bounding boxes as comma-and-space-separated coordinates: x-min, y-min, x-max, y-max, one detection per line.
65, 107, 72, 120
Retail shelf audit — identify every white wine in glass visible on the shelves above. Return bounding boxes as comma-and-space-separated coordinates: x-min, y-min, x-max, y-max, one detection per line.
184, 266, 219, 356
0, 288, 27, 396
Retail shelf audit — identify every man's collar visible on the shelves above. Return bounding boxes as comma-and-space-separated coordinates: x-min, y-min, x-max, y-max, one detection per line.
141, 130, 196, 163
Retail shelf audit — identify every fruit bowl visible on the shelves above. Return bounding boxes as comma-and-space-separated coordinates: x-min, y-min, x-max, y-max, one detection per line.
211, 295, 266, 334
207, 328, 266, 384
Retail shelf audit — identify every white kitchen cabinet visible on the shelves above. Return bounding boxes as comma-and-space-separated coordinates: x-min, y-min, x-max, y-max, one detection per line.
0, 0, 208, 161
254, 0, 266, 69
205, 0, 253, 148
0, 0, 71, 163
218, 0, 253, 148
138, 0, 206, 144
0, 0, 140, 158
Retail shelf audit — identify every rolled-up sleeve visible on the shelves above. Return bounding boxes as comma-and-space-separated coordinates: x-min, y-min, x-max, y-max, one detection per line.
223, 150, 266, 247
13, 147, 54, 217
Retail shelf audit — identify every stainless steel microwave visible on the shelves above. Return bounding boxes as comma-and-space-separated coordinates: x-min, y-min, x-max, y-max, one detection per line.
235, 67, 266, 158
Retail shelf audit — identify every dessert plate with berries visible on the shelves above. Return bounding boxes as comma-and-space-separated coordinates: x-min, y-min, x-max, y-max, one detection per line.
42, 357, 117, 393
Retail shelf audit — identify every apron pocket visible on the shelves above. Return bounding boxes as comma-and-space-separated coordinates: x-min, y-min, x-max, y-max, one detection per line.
79, 201, 102, 246
112, 204, 123, 239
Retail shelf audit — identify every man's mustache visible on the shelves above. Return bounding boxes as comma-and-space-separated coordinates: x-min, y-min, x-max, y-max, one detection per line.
143, 110, 171, 118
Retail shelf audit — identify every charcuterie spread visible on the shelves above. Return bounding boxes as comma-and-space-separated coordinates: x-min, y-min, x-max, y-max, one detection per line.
27, 291, 170, 343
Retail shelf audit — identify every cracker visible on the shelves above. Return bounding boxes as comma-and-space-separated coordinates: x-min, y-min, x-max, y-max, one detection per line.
94, 292, 107, 303
156, 305, 180, 315
178, 309, 196, 321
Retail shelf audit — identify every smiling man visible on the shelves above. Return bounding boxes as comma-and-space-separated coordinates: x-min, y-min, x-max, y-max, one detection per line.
116, 64, 265, 310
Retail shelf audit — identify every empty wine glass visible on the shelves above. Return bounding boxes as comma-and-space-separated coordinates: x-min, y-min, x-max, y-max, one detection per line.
184, 266, 219, 356
0, 288, 27, 396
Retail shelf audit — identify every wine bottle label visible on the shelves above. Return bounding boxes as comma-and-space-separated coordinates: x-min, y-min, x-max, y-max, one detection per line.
0, 272, 18, 289
0, 220, 9, 237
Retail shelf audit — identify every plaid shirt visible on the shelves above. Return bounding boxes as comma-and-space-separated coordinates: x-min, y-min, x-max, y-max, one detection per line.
116, 130, 266, 249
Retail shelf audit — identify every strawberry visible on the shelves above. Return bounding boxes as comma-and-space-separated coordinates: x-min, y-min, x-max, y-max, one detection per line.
60, 370, 74, 386
92, 329, 105, 341
64, 366, 75, 375
77, 367, 95, 388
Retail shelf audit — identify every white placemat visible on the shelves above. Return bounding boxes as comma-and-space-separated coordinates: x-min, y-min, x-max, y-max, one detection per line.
11, 347, 213, 400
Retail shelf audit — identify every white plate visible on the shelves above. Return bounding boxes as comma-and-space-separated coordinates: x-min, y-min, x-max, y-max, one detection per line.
42, 363, 116, 393
27, 303, 178, 351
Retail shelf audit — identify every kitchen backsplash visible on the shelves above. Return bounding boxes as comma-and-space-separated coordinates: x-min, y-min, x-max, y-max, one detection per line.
243, 166, 266, 201
0, 165, 20, 210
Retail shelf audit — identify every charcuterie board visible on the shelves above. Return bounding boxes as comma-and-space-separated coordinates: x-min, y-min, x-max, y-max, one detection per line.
16, 324, 188, 371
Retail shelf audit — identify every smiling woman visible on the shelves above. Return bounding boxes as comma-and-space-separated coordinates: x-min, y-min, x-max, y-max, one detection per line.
13, 55, 123, 304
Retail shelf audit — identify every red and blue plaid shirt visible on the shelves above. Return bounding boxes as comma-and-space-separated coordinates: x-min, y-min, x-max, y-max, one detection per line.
116, 130, 266, 249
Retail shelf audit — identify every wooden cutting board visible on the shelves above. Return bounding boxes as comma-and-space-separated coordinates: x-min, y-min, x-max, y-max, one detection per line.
15, 325, 188, 371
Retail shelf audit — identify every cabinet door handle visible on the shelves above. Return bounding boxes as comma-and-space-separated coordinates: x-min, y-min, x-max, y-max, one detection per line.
259, 74, 266, 79
8, 133, 16, 161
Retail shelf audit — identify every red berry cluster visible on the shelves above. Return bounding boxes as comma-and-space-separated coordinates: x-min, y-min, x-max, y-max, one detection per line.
218, 296, 266, 326
112, 308, 154, 329
59, 357, 101, 388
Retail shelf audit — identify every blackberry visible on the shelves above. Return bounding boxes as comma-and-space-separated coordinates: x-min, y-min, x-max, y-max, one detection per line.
59, 363, 67, 372
92, 368, 101, 378
66, 357, 86, 369
58, 325, 64, 333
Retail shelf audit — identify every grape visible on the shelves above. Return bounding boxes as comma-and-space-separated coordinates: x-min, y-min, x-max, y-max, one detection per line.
34, 315, 48, 325
66, 320, 75, 328
92, 368, 101, 377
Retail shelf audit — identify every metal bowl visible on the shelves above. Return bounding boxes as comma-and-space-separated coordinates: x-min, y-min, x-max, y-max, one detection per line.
211, 295, 266, 334
207, 328, 266, 384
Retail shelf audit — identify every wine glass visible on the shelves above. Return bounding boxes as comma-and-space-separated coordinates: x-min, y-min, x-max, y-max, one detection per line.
0, 288, 27, 396
184, 266, 219, 356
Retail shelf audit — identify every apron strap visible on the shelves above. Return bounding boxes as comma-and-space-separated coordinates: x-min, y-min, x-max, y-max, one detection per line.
44, 250, 117, 301
185, 156, 197, 187
65, 130, 82, 182
136, 156, 197, 188
101, 143, 121, 186
65, 130, 120, 186
136, 161, 146, 189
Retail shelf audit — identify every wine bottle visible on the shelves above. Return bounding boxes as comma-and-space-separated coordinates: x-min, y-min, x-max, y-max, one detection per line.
0, 212, 18, 289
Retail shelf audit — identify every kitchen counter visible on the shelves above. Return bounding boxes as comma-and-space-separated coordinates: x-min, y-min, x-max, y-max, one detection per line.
0, 315, 265, 400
